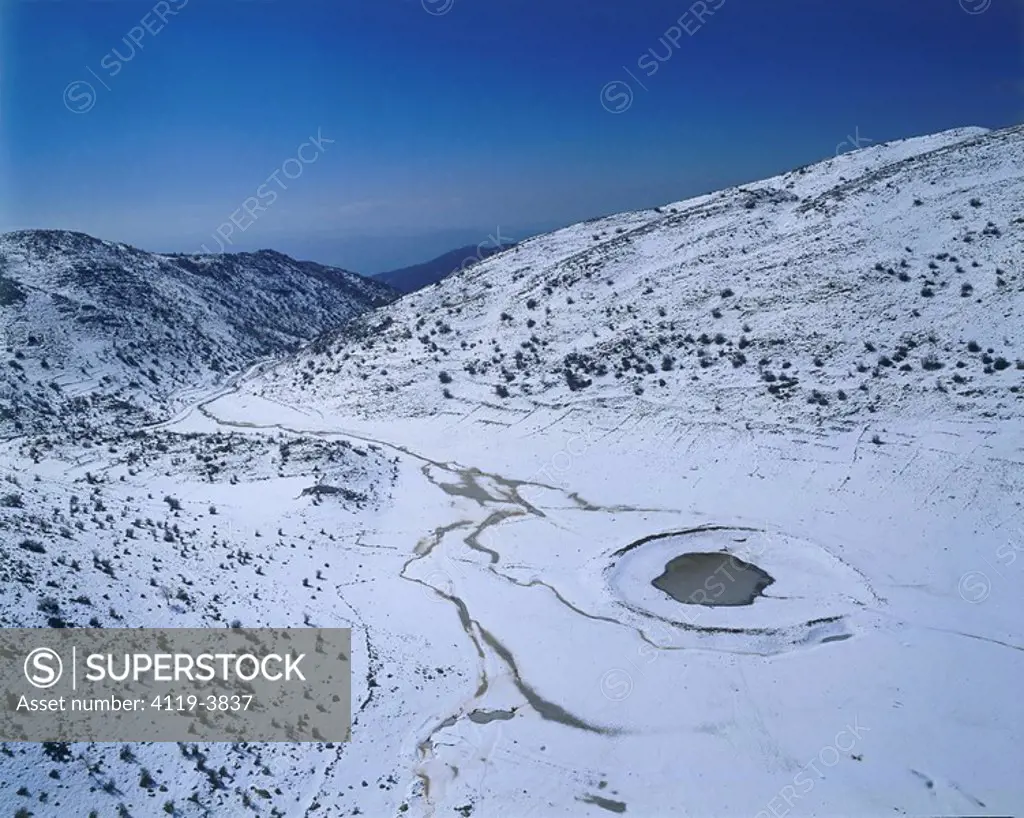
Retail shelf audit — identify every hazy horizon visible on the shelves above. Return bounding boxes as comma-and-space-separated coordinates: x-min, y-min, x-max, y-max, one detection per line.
2, 0, 1021, 271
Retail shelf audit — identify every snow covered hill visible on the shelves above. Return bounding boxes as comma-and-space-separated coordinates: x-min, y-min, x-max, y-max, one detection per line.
251, 125, 1022, 424
0, 230, 396, 437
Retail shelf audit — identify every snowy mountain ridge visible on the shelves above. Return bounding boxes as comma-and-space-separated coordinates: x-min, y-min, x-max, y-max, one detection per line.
250, 124, 1021, 425
0, 230, 397, 437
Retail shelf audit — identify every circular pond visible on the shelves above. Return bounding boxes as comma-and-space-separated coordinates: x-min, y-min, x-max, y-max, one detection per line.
603, 524, 880, 653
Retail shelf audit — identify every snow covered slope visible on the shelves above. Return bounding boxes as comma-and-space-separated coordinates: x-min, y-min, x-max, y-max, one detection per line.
251, 125, 1022, 423
0, 230, 396, 437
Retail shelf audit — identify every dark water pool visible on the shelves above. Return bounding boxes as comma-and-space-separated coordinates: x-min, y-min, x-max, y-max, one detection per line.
652, 551, 774, 606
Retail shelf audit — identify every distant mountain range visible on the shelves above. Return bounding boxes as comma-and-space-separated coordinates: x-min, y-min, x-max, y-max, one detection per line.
371, 241, 517, 293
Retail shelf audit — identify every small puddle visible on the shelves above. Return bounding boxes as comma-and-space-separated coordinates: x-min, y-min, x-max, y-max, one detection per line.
467, 708, 516, 725
652, 551, 774, 607
579, 794, 627, 813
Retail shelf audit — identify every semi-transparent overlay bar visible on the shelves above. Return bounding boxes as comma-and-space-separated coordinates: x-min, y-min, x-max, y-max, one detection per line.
0, 628, 351, 742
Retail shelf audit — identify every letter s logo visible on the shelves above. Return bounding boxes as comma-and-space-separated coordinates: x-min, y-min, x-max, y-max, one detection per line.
24, 648, 63, 689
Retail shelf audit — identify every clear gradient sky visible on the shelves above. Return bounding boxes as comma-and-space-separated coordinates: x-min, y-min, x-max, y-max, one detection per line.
1, 0, 1021, 272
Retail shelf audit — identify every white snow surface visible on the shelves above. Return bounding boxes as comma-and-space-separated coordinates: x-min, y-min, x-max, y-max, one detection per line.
0, 125, 1021, 817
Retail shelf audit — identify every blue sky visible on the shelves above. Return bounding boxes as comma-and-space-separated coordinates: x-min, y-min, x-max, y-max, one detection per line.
1, 0, 1021, 272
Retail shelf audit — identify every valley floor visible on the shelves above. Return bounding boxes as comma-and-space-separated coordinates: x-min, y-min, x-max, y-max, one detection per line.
1, 374, 1022, 817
